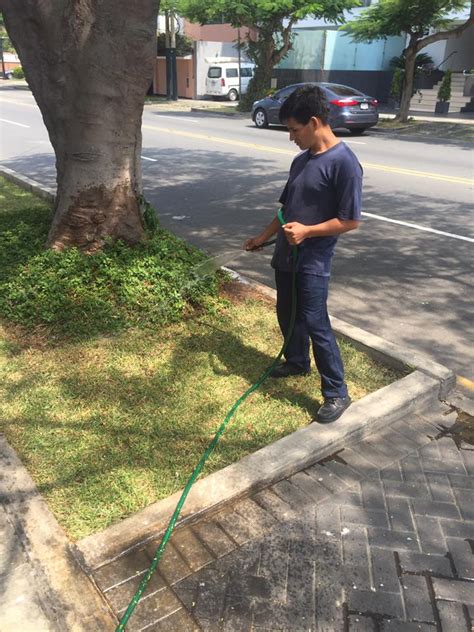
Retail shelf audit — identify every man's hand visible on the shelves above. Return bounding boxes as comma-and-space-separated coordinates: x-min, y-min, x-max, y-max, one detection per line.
244, 236, 264, 251
282, 222, 309, 246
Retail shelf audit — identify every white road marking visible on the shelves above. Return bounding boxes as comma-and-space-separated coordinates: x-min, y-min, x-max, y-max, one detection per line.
362, 211, 474, 243
155, 115, 199, 123
0, 118, 30, 128
343, 139, 366, 145
141, 155, 157, 162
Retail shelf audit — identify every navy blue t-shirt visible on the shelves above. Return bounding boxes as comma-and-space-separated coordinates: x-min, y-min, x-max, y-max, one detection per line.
271, 142, 363, 275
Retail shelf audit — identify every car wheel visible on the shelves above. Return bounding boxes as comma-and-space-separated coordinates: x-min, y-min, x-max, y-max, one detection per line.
254, 108, 268, 129
228, 89, 238, 102
349, 127, 367, 135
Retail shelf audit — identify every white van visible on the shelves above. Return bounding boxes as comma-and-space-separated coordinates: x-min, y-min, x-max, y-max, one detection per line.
205, 58, 255, 101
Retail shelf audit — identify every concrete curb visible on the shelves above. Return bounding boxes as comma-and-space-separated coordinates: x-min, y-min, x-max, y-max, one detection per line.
223, 268, 455, 400
0, 165, 55, 203
2, 166, 456, 579
75, 270, 454, 569
190, 107, 248, 118
77, 370, 440, 570
0, 436, 116, 631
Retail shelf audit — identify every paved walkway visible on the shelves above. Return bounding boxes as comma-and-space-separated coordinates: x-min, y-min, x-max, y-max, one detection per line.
0, 436, 115, 632
0, 505, 54, 631
91, 398, 474, 631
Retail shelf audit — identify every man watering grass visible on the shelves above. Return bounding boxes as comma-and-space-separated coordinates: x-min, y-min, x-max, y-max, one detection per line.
245, 85, 362, 423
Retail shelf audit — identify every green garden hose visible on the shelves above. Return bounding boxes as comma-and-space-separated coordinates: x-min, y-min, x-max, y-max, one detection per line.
116, 208, 296, 631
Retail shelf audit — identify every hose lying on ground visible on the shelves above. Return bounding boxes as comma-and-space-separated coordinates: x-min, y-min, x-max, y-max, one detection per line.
116, 208, 295, 631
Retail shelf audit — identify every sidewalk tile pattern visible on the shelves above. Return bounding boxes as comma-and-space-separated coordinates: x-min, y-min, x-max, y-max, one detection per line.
92, 402, 474, 631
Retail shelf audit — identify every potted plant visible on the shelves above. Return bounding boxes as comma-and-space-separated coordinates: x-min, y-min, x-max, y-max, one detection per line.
435, 69, 451, 114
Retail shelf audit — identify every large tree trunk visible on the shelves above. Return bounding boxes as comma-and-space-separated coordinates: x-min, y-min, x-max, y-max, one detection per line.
397, 44, 417, 123
2, 0, 159, 252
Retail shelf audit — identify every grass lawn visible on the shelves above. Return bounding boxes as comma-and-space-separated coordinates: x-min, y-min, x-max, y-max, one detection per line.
0, 177, 403, 540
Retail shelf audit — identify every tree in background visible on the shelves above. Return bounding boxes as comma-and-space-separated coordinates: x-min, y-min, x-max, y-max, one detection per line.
1, 1, 159, 252
0, 11, 14, 52
342, 0, 474, 122
179, 0, 354, 110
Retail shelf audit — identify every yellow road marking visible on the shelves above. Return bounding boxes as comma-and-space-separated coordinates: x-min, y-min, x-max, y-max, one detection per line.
0, 107, 471, 185
457, 375, 474, 392
362, 162, 473, 185
143, 123, 295, 156
143, 124, 474, 185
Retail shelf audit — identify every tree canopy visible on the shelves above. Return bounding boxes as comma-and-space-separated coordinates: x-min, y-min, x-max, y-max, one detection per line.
342, 0, 474, 121
180, 0, 354, 108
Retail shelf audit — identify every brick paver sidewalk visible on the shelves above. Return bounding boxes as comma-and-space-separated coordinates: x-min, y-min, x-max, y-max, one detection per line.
92, 401, 474, 631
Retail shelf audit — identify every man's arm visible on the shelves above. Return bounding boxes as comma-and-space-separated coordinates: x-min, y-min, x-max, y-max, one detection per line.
244, 215, 281, 250
282, 218, 359, 246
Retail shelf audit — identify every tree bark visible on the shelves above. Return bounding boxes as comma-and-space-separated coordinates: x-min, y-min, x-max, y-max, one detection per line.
2, 0, 159, 252
397, 43, 417, 123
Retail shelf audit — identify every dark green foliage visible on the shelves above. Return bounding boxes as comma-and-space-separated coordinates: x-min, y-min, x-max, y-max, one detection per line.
11, 66, 24, 78
156, 31, 194, 56
139, 194, 159, 234
390, 68, 403, 99
389, 52, 434, 70
437, 69, 452, 101
0, 179, 219, 339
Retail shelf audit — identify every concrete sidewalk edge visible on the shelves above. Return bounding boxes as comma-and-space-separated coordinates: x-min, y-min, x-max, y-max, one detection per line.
0, 165, 456, 589
0, 165, 56, 203
77, 371, 440, 570
225, 268, 456, 399
0, 436, 116, 631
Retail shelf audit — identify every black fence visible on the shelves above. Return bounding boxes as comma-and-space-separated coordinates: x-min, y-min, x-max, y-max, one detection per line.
272, 69, 443, 104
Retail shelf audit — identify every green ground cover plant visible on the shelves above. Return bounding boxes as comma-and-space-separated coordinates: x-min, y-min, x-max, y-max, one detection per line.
0, 177, 403, 539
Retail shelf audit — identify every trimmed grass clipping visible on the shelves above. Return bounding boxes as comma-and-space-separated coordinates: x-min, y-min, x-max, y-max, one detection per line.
0, 177, 403, 540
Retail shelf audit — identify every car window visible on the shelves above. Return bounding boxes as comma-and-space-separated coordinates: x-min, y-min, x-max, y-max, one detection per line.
274, 86, 296, 100
226, 68, 238, 78
240, 67, 253, 77
208, 67, 222, 79
328, 84, 365, 97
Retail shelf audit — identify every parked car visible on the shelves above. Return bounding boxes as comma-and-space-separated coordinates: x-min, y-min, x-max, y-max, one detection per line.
206, 60, 255, 102
251, 82, 379, 134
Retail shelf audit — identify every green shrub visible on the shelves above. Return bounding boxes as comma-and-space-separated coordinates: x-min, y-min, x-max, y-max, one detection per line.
437, 70, 452, 102
0, 179, 220, 339
12, 66, 25, 79
390, 68, 403, 100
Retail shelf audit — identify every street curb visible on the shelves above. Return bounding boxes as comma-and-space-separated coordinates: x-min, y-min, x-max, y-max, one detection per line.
76, 271, 454, 571
0, 436, 116, 631
0, 165, 55, 203
223, 268, 455, 400
1, 166, 456, 576
77, 370, 440, 570
190, 107, 247, 118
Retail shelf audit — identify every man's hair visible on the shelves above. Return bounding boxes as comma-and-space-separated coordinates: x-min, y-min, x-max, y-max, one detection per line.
279, 84, 330, 126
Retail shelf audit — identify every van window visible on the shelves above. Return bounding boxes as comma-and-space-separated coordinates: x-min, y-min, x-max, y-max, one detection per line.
207, 67, 222, 79
241, 67, 253, 77
226, 68, 238, 78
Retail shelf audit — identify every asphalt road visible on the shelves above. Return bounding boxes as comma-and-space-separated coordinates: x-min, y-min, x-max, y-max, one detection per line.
1, 88, 473, 386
